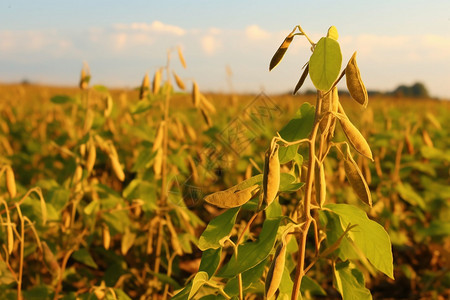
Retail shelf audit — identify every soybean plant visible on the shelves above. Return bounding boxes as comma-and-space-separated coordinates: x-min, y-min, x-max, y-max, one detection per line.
174, 24, 393, 300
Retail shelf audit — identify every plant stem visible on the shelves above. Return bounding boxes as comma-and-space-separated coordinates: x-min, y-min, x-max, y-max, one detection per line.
53, 249, 74, 300
155, 51, 172, 298
235, 212, 258, 300
16, 205, 25, 300
160, 54, 172, 207
238, 273, 243, 300
153, 220, 164, 294
291, 91, 323, 300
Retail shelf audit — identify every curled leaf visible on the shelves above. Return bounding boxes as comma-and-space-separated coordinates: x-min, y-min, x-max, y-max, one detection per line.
293, 63, 309, 95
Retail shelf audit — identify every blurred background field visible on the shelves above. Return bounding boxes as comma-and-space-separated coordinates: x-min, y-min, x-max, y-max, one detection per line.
0, 81, 449, 299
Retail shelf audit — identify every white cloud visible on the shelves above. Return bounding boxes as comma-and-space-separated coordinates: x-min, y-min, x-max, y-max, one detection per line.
114, 21, 185, 36
201, 35, 221, 55
245, 25, 270, 40
0, 23, 449, 98
340, 34, 450, 63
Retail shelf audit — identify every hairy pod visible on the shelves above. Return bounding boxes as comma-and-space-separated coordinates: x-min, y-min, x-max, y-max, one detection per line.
422, 129, 433, 148
265, 241, 287, 299
263, 142, 280, 206
166, 217, 183, 256
200, 107, 212, 127
172, 71, 186, 90
405, 131, 414, 154
139, 73, 150, 100
6, 166, 17, 198
192, 82, 200, 107
338, 104, 373, 161
178, 46, 187, 69
6, 215, 14, 255
86, 142, 96, 174
74, 165, 83, 184
41, 242, 61, 276
345, 52, 368, 107
102, 223, 111, 250
109, 154, 125, 182
152, 68, 162, 95
152, 121, 165, 152
153, 148, 163, 177
319, 86, 339, 134
185, 124, 197, 142
104, 95, 113, 117
315, 162, 326, 208
83, 109, 94, 134
200, 95, 216, 114
344, 153, 372, 207
204, 184, 259, 208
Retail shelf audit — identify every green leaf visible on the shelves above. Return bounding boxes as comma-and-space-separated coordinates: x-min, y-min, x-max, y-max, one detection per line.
0, 260, 16, 285
198, 207, 240, 251
320, 211, 358, 260
22, 285, 51, 300
420, 146, 450, 162
83, 200, 99, 215
279, 173, 295, 191
199, 248, 222, 277
309, 37, 342, 91
333, 261, 372, 300
132, 149, 157, 171
149, 271, 182, 290
72, 248, 98, 269
188, 271, 209, 299
224, 258, 268, 296
50, 95, 74, 104
419, 220, 450, 238
172, 283, 192, 300
217, 217, 284, 278
326, 204, 394, 279
278, 103, 315, 164
266, 198, 283, 219
396, 182, 425, 210
278, 266, 294, 298
112, 289, 132, 300
327, 26, 339, 40
131, 99, 153, 114
301, 276, 327, 296
92, 85, 109, 93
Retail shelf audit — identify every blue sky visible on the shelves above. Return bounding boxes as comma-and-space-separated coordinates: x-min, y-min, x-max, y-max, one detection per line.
1, 0, 449, 98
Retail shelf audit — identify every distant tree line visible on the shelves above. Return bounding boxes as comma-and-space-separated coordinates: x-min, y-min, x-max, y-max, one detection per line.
299, 82, 431, 98
388, 82, 430, 98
